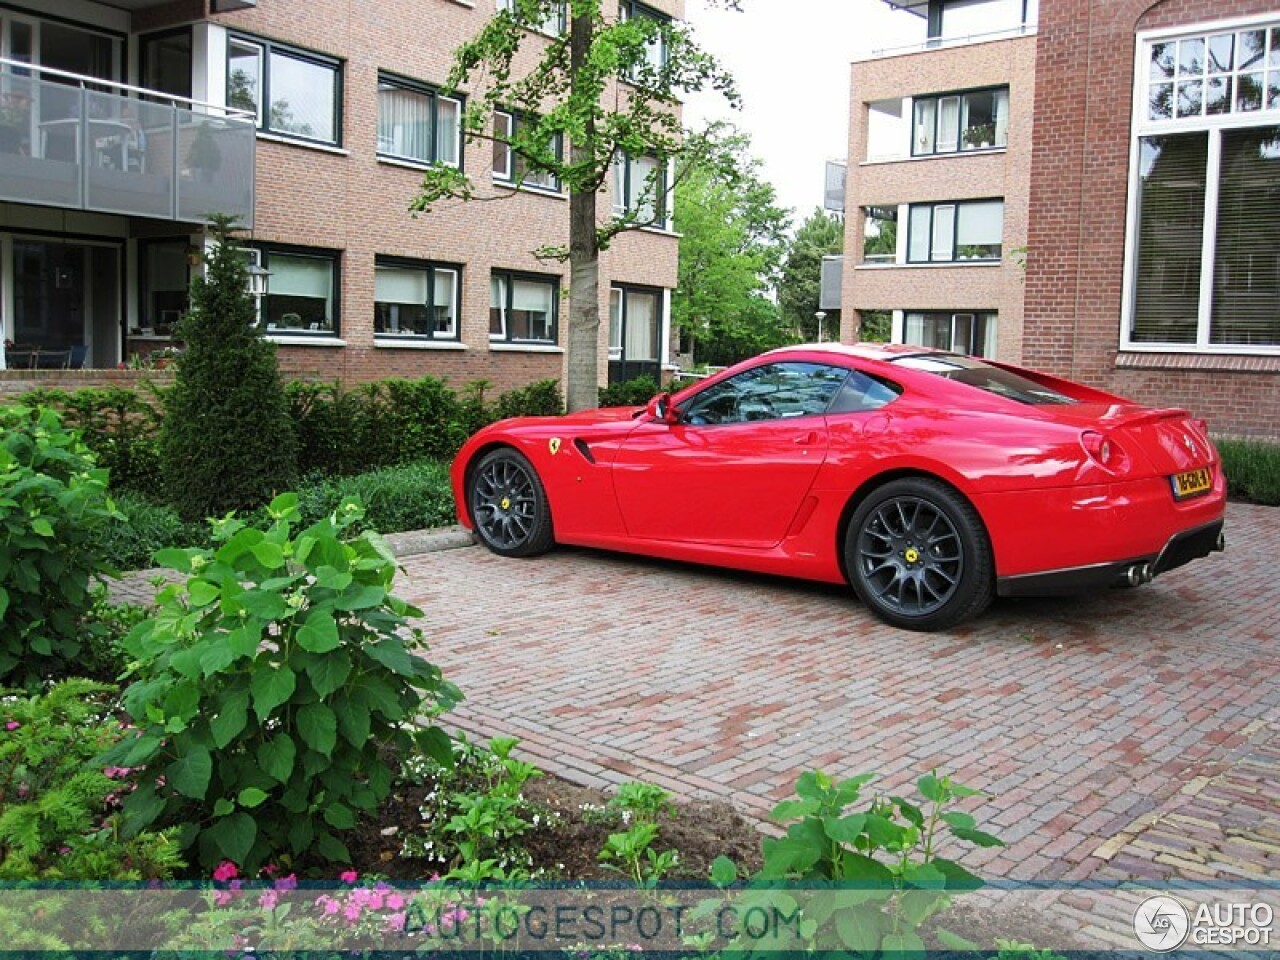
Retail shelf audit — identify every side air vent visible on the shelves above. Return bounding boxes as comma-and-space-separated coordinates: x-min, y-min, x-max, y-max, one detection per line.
573, 438, 596, 463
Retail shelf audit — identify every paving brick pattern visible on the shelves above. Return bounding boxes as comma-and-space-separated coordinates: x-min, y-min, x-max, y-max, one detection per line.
399, 501, 1279, 883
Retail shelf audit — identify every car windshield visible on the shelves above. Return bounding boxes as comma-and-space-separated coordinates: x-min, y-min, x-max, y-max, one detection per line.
890, 354, 1077, 405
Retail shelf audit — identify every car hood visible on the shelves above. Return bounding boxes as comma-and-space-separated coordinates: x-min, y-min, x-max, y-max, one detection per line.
498, 406, 645, 430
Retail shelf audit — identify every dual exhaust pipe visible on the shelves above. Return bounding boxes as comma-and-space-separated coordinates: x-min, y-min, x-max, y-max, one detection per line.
1123, 563, 1155, 587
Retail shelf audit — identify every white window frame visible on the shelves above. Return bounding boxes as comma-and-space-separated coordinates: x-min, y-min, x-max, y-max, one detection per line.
1122, 13, 1280, 356
376, 74, 462, 169
374, 259, 461, 341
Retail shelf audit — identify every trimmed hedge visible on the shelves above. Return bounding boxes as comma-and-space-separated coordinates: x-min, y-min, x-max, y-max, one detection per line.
96, 460, 457, 571
1217, 436, 1280, 506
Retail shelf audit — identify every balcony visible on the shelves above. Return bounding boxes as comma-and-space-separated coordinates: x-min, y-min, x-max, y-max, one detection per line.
0, 59, 254, 226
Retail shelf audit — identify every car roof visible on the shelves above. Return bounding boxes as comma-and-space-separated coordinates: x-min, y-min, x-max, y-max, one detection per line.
762, 342, 938, 363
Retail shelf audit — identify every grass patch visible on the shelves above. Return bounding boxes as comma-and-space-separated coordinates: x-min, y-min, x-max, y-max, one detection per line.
100, 460, 456, 571
1216, 436, 1280, 506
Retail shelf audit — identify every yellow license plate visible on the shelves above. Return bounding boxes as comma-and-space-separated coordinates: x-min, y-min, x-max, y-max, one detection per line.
1172, 467, 1212, 500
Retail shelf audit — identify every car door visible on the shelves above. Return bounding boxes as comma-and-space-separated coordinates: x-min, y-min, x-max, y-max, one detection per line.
612, 362, 849, 548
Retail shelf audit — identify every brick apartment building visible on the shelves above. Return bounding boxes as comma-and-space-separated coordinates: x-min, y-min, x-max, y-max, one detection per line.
840, 0, 1038, 365
843, 0, 1279, 438
0, 0, 678, 394
1025, 0, 1280, 437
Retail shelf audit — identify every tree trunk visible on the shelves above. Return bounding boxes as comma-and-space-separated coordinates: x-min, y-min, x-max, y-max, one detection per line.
565, 6, 600, 413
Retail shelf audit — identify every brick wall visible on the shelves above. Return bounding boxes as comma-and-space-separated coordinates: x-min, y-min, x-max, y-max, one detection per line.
1025, 0, 1280, 438
136, 0, 680, 392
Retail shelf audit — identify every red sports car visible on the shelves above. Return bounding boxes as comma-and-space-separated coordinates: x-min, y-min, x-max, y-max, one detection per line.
450, 344, 1226, 631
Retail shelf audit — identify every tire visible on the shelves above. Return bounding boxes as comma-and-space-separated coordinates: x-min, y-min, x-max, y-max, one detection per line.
843, 477, 993, 632
467, 447, 555, 558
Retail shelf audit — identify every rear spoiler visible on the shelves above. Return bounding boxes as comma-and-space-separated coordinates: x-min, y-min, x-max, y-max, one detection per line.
983, 358, 1131, 404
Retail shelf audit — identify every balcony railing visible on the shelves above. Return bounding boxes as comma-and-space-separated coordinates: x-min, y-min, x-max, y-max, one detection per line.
0, 59, 255, 226
857, 23, 1037, 61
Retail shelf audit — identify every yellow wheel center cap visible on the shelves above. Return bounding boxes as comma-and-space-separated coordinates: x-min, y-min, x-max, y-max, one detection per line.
500, 497, 511, 510
905, 548, 920, 564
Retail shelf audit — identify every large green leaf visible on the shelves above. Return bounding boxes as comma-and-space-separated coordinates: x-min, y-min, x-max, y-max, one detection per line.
210, 690, 250, 749
334, 697, 371, 747
363, 637, 414, 676
187, 579, 219, 607
709, 855, 738, 887
258, 736, 296, 784
822, 813, 867, 844
881, 931, 926, 960
238, 787, 269, 809
167, 746, 213, 799
206, 812, 257, 866
835, 905, 882, 954
297, 703, 337, 757
334, 584, 386, 611
323, 802, 356, 829
251, 666, 297, 721
307, 651, 353, 698
121, 782, 166, 838
296, 610, 340, 653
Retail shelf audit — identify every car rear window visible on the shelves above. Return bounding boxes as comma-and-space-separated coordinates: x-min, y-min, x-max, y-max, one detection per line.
890, 354, 1076, 405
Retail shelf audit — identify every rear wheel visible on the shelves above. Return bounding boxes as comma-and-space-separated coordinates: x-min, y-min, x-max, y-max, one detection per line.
844, 477, 993, 632
467, 448, 554, 558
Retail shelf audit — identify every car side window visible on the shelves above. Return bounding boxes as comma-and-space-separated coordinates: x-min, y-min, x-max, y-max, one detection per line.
827, 370, 903, 414
680, 362, 851, 426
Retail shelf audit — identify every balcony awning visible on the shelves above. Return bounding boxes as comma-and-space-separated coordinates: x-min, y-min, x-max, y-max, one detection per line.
880, 0, 929, 17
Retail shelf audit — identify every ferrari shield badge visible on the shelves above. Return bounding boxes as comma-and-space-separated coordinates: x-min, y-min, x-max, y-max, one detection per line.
548, 437, 562, 456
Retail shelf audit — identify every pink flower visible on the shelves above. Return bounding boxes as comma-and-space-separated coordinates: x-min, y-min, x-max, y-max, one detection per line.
386, 894, 405, 911
343, 903, 362, 924
258, 890, 279, 911
340, 870, 359, 884
213, 891, 232, 907
212, 861, 239, 883
315, 895, 340, 916
4, 722, 18, 731
384, 912, 407, 933
273, 873, 297, 891
262, 863, 278, 876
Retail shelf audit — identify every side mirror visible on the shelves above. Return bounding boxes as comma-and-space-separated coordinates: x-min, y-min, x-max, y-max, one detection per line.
645, 392, 679, 425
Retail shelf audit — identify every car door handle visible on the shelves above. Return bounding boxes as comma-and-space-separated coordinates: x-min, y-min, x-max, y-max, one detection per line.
793, 431, 820, 446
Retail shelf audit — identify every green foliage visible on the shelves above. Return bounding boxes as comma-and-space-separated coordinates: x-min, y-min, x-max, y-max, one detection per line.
598, 819, 678, 890
673, 123, 792, 366
358, 377, 475, 467
779, 208, 845, 341
995, 940, 1070, 960
860, 310, 893, 343
1216, 436, 1280, 505
709, 769, 1002, 957
293, 461, 456, 537
598, 376, 659, 408
0, 680, 184, 880
102, 493, 461, 871
399, 735, 553, 879
608, 781, 674, 825
0, 405, 121, 686
286, 381, 373, 477
494, 379, 564, 419
21, 385, 164, 493
96, 491, 206, 572
160, 217, 297, 521
80, 589, 149, 683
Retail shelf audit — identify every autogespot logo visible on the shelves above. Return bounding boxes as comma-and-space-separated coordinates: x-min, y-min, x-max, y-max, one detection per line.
1134, 895, 1192, 952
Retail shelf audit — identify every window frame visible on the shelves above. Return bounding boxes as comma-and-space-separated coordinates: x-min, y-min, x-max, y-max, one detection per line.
491, 109, 563, 192
226, 33, 343, 147
620, 0, 673, 80
911, 85, 1009, 157
905, 198, 1004, 264
376, 72, 463, 169
137, 236, 192, 337
900, 310, 998, 358
374, 256, 462, 342
253, 243, 342, 337
1122, 13, 1280, 355
612, 151, 672, 229
609, 283, 664, 363
490, 269, 560, 345
677, 361, 858, 427
496, 0, 567, 36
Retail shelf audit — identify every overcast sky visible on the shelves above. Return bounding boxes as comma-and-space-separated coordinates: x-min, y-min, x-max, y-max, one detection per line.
683, 0, 923, 223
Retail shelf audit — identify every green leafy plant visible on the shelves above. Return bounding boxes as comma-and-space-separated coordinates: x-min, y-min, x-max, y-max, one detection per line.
608, 781, 675, 825
1216, 436, 1280, 505
494, 379, 564, 419
0, 404, 122, 686
95, 490, 207, 572
400, 735, 554, 878
598, 376, 660, 409
160, 216, 297, 521
0, 679, 184, 880
102, 492, 461, 871
710, 769, 1003, 957
995, 939, 1069, 960
598, 819, 679, 890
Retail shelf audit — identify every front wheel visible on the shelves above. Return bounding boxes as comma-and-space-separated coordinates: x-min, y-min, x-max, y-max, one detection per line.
467, 448, 555, 558
844, 477, 993, 632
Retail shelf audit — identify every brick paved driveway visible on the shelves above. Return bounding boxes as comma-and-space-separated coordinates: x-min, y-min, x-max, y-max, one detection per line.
399, 501, 1279, 883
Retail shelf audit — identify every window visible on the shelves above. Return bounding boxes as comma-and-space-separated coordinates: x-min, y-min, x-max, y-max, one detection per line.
140, 28, 192, 101
490, 271, 558, 343
612, 153, 669, 227
620, 0, 671, 81
912, 87, 1009, 155
375, 259, 460, 339
862, 206, 898, 263
492, 110, 561, 190
907, 200, 1003, 262
377, 75, 460, 167
257, 246, 339, 335
138, 238, 190, 336
609, 286, 661, 361
902, 311, 997, 357
680, 362, 851, 426
496, 0, 566, 36
228, 35, 340, 145
1126, 18, 1280, 351
891, 353, 1073, 405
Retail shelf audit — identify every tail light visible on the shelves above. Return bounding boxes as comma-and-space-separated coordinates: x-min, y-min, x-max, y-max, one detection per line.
1081, 430, 1129, 472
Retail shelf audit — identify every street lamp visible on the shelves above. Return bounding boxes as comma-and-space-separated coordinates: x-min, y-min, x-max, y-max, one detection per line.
814, 310, 827, 343
247, 262, 271, 299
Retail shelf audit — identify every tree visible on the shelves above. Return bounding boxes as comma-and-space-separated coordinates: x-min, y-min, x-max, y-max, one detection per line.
160, 216, 296, 521
778, 208, 844, 341
672, 123, 791, 366
411, 0, 736, 411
